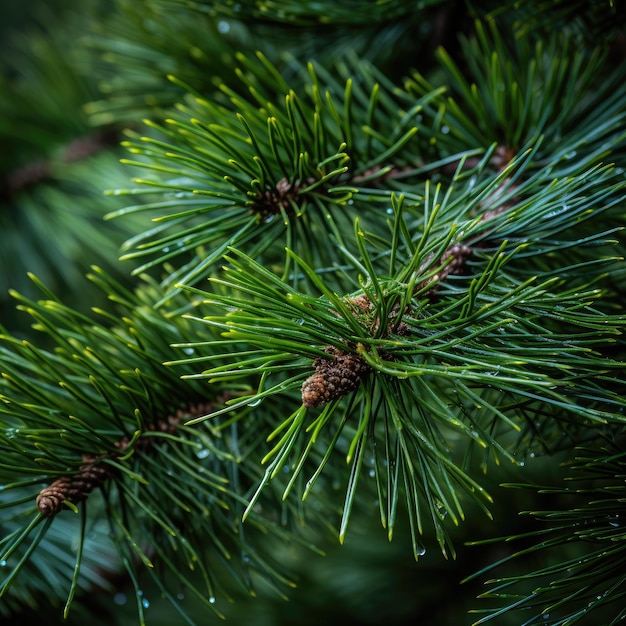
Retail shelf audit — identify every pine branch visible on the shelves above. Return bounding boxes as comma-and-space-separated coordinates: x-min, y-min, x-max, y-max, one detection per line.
0, 270, 321, 623
167, 153, 626, 560
3, 1, 626, 623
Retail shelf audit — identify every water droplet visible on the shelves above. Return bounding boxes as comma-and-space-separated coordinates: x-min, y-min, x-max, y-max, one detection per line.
209, 596, 216, 604
295, 318, 305, 326
283, 465, 291, 473
441, 125, 450, 134
162, 246, 170, 253
566, 150, 577, 159
386, 207, 393, 215
247, 398, 262, 407
142, 598, 150, 609
196, 448, 210, 459
218, 20, 230, 33
416, 544, 426, 556
183, 347, 195, 355
114, 592, 127, 605
369, 469, 375, 478
0, 560, 6, 567
177, 593, 185, 600
544, 204, 568, 220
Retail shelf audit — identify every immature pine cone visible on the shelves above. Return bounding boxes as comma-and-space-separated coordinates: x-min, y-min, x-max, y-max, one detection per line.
36, 460, 113, 517
301, 346, 370, 408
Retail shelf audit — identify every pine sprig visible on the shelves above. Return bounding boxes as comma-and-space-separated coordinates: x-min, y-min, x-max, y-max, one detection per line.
169, 154, 626, 559
404, 21, 626, 171
0, 270, 318, 623
107, 52, 465, 302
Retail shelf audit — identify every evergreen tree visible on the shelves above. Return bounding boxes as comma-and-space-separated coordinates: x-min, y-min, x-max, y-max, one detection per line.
2, 1, 626, 624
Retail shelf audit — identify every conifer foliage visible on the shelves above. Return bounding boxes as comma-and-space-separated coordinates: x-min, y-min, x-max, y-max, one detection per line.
1, 1, 626, 624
